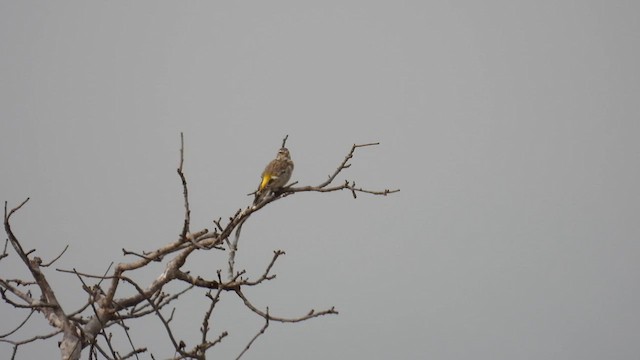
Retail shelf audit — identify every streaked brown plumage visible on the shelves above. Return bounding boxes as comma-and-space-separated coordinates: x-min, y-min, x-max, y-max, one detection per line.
254, 147, 294, 204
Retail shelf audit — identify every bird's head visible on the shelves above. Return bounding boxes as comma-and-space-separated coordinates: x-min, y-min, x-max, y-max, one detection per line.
276, 147, 291, 160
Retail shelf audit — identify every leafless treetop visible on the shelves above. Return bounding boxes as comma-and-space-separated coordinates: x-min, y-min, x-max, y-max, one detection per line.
1, 135, 399, 360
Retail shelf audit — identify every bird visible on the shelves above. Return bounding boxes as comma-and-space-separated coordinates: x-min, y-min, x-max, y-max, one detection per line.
254, 147, 294, 204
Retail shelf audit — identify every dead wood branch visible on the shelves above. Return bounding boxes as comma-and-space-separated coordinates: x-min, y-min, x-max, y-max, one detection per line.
1, 136, 398, 359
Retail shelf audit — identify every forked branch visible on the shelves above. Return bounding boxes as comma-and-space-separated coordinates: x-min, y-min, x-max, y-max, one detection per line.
1, 136, 398, 360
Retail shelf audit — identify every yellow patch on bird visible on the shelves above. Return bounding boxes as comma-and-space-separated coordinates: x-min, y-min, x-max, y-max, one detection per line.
259, 174, 272, 191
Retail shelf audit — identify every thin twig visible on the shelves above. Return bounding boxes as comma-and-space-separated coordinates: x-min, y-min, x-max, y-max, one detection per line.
200, 282, 222, 344
320, 143, 378, 188
119, 347, 148, 360
177, 133, 204, 250
117, 317, 144, 360
0, 280, 36, 307
0, 330, 62, 345
179, 132, 190, 239
71, 269, 117, 359
0, 239, 9, 261
122, 276, 185, 357
121, 248, 161, 261
236, 307, 269, 360
0, 309, 35, 338
235, 289, 338, 323
0, 329, 63, 347
287, 182, 400, 196
41, 245, 69, 267
4, 198, 30, 221
242, 250, 284, 286
194, 271, 229, 358
57, 268, 117, 280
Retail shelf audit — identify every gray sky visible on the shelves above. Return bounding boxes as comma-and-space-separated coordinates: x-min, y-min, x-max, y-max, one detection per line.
1, 1, 640, 359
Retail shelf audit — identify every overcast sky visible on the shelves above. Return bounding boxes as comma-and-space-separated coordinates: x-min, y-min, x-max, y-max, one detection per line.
1, 1, 640, 359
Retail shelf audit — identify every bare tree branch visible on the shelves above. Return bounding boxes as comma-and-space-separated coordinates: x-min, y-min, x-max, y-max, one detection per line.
4, 199, 83, 360
0, 309, 35, 338
1, 136, 398, 359
177, 132, 206, 251
0, 329, 63, 360
200, 272, 224, 345
247, 142, 399, 211
236, 307, 269, 360
183, 271, 230, 359
71, 269, 117, 359
0, 279, 38, 307
118, 346, 147, 360
321, 142, 379, 188
286, 143, 399, 197
235, 289, 338, 323
124, 275, 185, 357
242, 250, 284, 286
179, 132, 190, 239
41, 245, 69, 268
1, 239, 9, 261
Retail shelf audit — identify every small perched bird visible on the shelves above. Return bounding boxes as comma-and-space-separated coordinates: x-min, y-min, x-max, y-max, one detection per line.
254, 147, 294, 204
